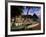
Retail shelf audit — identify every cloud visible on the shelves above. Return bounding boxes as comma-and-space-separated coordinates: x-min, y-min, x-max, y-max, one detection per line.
22, 6, 41, 16
22, 6, 28, 15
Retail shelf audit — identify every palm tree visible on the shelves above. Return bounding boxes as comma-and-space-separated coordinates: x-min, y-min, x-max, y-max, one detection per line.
11, 6, 23, 17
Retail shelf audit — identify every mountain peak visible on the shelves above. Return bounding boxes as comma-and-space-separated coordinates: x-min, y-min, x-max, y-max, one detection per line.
33, 13, 38, 19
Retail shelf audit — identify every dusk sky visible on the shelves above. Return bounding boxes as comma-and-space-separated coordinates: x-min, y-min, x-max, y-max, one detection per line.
11, 6, 41, 19
22, 6, 41, 17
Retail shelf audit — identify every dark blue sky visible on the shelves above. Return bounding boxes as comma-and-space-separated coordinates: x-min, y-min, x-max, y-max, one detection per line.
22, 6, 41, 16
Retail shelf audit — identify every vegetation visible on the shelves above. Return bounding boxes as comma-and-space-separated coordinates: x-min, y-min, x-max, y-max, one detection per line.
11, 6, 39, 31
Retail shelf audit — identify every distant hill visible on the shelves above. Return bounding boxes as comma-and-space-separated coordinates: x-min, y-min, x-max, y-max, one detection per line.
22, 13, 38, 19
33, 13, 38, 19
